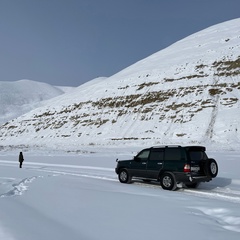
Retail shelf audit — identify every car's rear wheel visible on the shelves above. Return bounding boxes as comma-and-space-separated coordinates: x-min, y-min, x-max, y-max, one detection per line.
160, 172, 177, 191
118, 169, 131, 183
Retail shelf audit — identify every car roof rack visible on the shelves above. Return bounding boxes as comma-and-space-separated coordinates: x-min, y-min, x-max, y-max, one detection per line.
151, 145, 181, 148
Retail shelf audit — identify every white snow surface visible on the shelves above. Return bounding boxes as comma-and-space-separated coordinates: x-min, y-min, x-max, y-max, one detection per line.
0, 149, 240, 240
0, 80, 70, 124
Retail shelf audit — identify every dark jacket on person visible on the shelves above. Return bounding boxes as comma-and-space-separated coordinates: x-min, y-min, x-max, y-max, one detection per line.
19, 152, 24, 163
19, 152, 24, 168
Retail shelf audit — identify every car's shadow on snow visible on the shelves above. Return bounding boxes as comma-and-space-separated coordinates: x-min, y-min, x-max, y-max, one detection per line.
131, 177, 232, 191
197, 177, 232, 190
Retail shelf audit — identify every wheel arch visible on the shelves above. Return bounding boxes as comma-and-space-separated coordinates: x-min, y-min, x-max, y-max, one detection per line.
158, 169, 168, 180
159, 171, 177, 191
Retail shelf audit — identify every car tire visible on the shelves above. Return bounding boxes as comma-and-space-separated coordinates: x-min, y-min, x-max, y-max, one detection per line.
208, 158, 218, 178
160, 172, 177, 191
118, 169, 132, 183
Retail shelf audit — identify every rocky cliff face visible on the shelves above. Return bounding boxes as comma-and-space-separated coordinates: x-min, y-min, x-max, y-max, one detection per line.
0, 19, 240, 151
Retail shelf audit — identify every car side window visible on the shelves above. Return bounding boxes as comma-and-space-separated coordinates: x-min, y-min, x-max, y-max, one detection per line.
136, 150, 150, 161
149, 149, 164, 161
164, 148, 182, 161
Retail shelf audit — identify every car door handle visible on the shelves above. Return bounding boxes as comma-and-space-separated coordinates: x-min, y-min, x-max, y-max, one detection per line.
157, 163, 163, 165
142, 162, 147, 165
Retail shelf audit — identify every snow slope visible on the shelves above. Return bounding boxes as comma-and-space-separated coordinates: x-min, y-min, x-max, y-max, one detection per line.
0, 19, 239, 151
0, 80, 69, 124
0, 149, 240, 240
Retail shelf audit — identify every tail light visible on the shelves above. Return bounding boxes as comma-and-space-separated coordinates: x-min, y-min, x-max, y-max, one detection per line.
184, 164, 191, 172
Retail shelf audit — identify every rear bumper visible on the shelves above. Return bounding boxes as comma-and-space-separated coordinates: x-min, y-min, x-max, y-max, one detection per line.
189, 175, 212, 183
175, 173, 212, 183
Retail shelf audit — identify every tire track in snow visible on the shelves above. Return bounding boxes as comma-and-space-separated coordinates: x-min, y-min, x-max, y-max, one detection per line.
182, 188, 240, 204
32, 168, 117, 182
0, 160, 113, 172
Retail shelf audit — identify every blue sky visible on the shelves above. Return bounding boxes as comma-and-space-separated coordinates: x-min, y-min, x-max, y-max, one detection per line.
0, 0, 239, 86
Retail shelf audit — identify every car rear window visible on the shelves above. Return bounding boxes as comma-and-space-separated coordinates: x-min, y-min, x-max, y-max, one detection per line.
189, 151, 207, 161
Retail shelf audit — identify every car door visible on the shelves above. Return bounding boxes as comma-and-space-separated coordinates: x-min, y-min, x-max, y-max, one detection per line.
146, 148, 164, 179
131, 149, 150, 177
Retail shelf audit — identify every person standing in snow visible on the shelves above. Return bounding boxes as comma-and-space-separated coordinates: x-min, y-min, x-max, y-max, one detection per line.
19, 152, 24, 168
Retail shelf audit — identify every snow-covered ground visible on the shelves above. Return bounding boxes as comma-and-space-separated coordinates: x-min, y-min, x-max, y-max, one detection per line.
0, 149, 239, 240
0, 79, 73, 125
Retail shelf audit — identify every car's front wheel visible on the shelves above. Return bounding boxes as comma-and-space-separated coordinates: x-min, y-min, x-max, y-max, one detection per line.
160, 172, 177, 191
118, 169, 132, 183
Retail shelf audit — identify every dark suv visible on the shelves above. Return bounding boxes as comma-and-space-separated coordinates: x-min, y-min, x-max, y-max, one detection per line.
115, 145, 218, 190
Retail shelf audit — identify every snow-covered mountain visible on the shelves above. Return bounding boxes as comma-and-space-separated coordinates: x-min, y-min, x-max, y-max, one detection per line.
0, 19, 240, 151
0, 79, 74, 125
